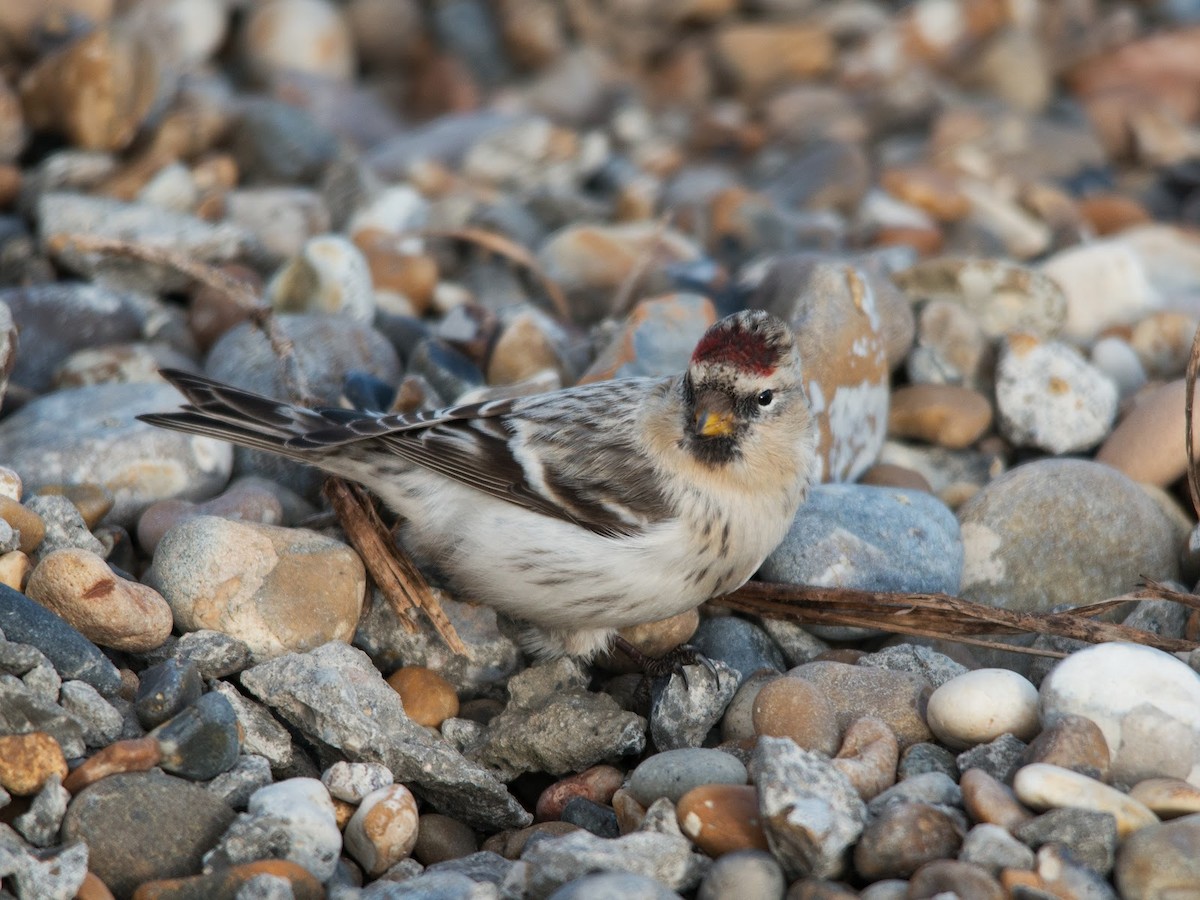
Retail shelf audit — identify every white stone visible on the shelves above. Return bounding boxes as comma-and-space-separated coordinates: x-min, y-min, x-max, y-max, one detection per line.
241, 777, 343, 881
347, 185, 429, 244
267, 234, 375, 322
995, 336, 1118, 454
1090, 337, 1147, 401
321, 761, 394, 803
344, 783, 420, 877
1040, 643, 1200, 787
926, 668, 1039, 750
1013, 763, 1158, 836
1041, 240, 1162, 342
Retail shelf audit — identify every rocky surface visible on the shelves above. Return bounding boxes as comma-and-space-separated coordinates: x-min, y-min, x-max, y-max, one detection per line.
0, 1, 1199, 898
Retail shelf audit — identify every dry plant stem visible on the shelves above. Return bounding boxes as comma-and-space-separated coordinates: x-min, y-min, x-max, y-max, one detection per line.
44, 233, 313, 402
421, 227, 572, 321
325, 477, 468, 655
1187, 317, 1200, 515
715, 581, 1200, 657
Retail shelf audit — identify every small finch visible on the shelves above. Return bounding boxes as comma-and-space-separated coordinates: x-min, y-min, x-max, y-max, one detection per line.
140, 309, 818, 660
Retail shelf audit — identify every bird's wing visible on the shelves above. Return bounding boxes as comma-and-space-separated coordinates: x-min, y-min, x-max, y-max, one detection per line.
144, 370, 677, 538
348, 380, 676, 538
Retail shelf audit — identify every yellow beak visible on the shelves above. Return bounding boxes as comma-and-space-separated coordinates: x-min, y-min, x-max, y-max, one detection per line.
694, 409, 736, 438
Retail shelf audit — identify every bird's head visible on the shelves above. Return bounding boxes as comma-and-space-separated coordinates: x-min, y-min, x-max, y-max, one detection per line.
682, 309, 809, 467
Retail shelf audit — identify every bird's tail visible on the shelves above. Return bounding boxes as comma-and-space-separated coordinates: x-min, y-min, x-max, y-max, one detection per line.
138, 369, 341, 460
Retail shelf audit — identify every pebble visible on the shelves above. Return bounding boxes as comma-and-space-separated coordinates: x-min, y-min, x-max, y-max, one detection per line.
62, 736, 162, 795
1013, 807, 1119, 875
267, 234, 374, 322
760, 484, 962, 640
906, 299, 989, 389
170, 629, 254, 679
15, 773, 70, 848
628, 749, 748, 807
1090, 336, 1148, 400
0, 584, 121, 696
1040, 642, 1200, 786
208, 778, 342, 882
749, 256, 889, 483
1128, 777, 1200, 818
581, 294, 716, 384
145, 517, 366, 662
0, 497, 46, 555
697, 849, 785, 900
721, 671, 779, 743
206, 754, 274, 810
751, 736, 866, 880
956, 734, 1029, 785
786, 661, 933, 749
386, 665, 460, 728
958, 823, 1036, 875
413, 813, 479, 865
994, 335, 1119, 454
322, 761, 394, 804
676, 784, 768, 857
925, 669, 1040, 750
521, 829, 706, 898
151, 691, 241, 781
345, 783, 420, 877
751, 675, 839, 755
853, 802, 965, 882
537, 765, 625, 821
689, 616, 784, 681
887, 384, 992, 449
858, 644, 968, 690
0, 382, 232, 528
208, 680, 294, 771
126, 860, 324, 900
1021, 713, 1111, 782
1013, 763, 1159, 837
1041, 239, 1162, 342
135, 657, 204, 729
906, 860, 1004, 900
958, 459, 1181, 617
547, 871, 685, 900
136, 480, 285, 555
1115, 813, 1200, 897
26, 548, 173, 653
831, 717, 899, 802
650, 660, 740, 751
0, 732, 68, 796
62, 771, 237, 897
25, 494, 104, 561
58, 680, 123, 749
561, 796, 620, 839
1097, 378, 1199, 486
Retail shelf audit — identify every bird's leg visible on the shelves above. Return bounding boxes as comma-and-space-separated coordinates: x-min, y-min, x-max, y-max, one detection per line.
613, 636, 720, 689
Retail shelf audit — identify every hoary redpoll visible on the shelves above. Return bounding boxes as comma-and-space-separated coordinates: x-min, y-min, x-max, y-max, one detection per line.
141, 309, 818, 660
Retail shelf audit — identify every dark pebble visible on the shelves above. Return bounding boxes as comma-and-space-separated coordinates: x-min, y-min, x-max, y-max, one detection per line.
151, 692, 241, 781
690, 616, 785, 681
0, 584, 121, 696
61, 771, 236, 897
136, 658, 203, 730
560, 797, 620, 839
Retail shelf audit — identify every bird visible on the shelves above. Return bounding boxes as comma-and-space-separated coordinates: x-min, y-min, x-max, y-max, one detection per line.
140, 308, 819, 663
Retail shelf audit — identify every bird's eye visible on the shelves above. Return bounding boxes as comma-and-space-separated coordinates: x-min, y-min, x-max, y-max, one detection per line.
756, 389, 774, 407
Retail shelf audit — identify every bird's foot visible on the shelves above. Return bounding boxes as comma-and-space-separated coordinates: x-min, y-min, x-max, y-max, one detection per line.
614, 636, 719, 690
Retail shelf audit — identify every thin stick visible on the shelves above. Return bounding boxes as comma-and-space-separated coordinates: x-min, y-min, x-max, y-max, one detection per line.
714, 581, 1199, 657
325, 478, 468, 655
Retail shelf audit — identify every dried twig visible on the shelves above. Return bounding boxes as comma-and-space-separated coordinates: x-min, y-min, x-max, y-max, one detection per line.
1186, 317, 1200, 514
421, 227, 572, 321
714, 581, 1200, 657
44, 233, 312, 402
325, 478, 468, 655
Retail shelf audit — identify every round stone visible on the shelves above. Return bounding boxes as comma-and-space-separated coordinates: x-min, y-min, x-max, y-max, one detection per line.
387, 666, 460, 728
627, 749, 748, 807
1097, 379, 1199, 487
959, 769, 1033, 832
853, 802, 964, 881
958, 459, 1180, 617
344, 783, 420, 877
413, 813, 478, 865
137, 480, 284, 555
752, 676, 839, 755
888, 384, 993, 449
536, 765, 624, 821
0, 381, 233, 528
1013, 763, 1159, 837
676, 784, 769, 857
0, 732, 68, 796
145, 517, 366, 662
1116, 813, 1200, 898
321, 761, 394, 804
786, 661, 933, 748
62, 771, 237, 897
1040, 642, 1200, 785
240, 0, 356, 83
1021, 714, 1110, 782
697, 849, 785, 900
926, 669, 1039, 751
26, 548, 173, 653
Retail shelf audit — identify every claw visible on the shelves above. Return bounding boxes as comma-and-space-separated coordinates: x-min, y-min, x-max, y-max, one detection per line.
614, 637, 719, 689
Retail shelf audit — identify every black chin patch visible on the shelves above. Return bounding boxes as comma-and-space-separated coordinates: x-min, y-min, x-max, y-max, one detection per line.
686, 434, 740, 466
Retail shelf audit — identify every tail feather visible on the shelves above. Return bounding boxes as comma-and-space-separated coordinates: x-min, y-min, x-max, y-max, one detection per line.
139, 369, 335, 459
